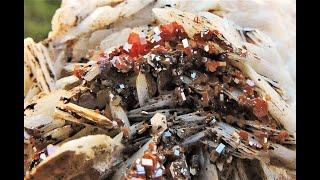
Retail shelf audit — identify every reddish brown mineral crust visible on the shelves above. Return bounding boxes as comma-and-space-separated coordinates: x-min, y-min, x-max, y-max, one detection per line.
276, 131, 289, 141
251, 98, 268, 118
125, 143, 165, 179
73, 65, 85, 78
95, 22, 231, 79
239, 130, 249, 141
233, 70, 246, 81
122, 127, 130, 138
128, 32, 147, 58
159, 22, 186, 41
238, 85, 268, 119
205, 60, 220, 72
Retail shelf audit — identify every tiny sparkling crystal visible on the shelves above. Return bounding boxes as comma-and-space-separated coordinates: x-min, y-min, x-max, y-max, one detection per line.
216, 143, 225, 154
204, 45, 209, 52
136, 164, 145, 175
164, 131, 172, 137
174, 149, 180, 156
181, 92, 186, 101
152, 34, 162, 42
155, 56, 161, 61
246, 79, 255, 86
154, 169, 163, 177
139, 33, 147, 44
210, 117, 216, 125
191, 72, 196, 79
123, 43, 132, 52
190, 168, 196, 175
220, 94, 224, 101
136, 158, 141, 164
119, 84, 125, 89
112, 121, 118, 127
40, 153, 46, 160
141, 158, 153, 166
150, 54, 156, 60
154, 27, 161, 35
182, 39, 189, 48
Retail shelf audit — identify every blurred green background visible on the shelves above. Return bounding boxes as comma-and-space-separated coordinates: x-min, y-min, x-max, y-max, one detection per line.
24, 0, 61, 42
